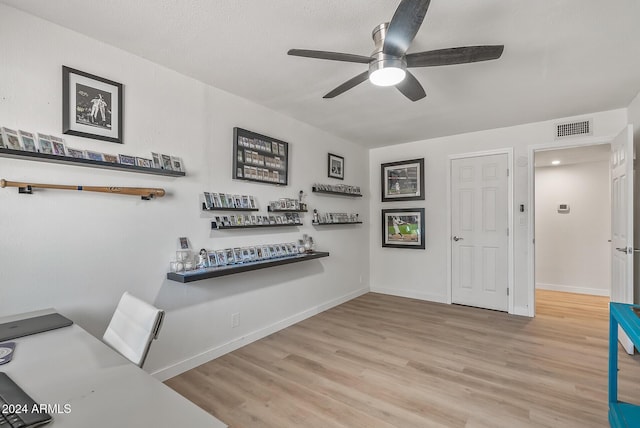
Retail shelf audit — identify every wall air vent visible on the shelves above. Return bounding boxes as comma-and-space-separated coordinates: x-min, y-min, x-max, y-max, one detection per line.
555, 119, 593, 139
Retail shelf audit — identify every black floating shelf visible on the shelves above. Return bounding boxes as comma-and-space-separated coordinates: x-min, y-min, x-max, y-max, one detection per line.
312, 187, 363, 197
167, 251, 330, 283
313, 222, 363, 226
202, 203, 259, 212
212, 222, 302, 230
0, 148, 185, 177
267, 206, 308, 213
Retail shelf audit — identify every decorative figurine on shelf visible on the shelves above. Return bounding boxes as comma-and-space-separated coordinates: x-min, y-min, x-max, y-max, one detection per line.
313, 209, 319, 224
196, 248, 208, 269
299, 190, 307, 211
298, 239, 306, 254
302, 234, 314, 253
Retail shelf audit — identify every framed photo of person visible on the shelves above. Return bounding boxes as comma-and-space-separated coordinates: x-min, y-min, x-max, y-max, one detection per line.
328, 153, 344, 180
381, 158, 425, 202
382, 208, 425, 250
62, 66, 123, 144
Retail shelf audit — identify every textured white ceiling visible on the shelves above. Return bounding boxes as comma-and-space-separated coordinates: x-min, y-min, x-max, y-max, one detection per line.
3, 0, 640, 148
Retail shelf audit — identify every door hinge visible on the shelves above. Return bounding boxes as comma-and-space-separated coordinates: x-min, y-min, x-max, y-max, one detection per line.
507, 288, 509, 296
507, 227, 509, 236
507, 168, 510, 177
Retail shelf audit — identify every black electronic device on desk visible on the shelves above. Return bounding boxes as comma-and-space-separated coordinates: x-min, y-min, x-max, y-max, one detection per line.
0, 372, 52, 427
0, 313, 72, 342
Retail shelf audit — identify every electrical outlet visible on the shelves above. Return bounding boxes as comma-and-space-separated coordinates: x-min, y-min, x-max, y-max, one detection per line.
231, 312, 240, 328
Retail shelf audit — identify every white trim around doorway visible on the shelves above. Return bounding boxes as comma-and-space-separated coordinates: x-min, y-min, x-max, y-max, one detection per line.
527, 135, 615, 318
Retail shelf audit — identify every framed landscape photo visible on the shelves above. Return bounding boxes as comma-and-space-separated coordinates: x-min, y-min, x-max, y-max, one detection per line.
381, 158, 425, 202
328, 153, 344, 180
382, 208, 425, 249
62, 66, 123, 144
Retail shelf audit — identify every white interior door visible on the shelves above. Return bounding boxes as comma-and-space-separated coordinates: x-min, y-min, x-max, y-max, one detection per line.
451, 154, 509, 311
611, 124, 634, 354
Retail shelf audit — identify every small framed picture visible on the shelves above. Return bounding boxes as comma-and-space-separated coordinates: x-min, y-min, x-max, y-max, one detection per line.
328, 153, 345, 180
225, 248, 235, 264
219, 194, 228, 208
18, 130, 37, 152
208, 252, 218, 267
171, 156, 184, 172
2, 128, 22, 150
118, 154, 136, 166
136, 157, 152, 168
103, 154, 118, 163
62, 66, 123, 144
35, 134, 53, 154
85, 150, 104, 162
161, 154, 173, 170
216, 250, 228, 266
179, 237, 189, 249
203, 192, 214, 209
213, 193, 222, 208
66, 147, 85, 159
151, 152, 162, 169
382, 208, 426, 250
50, 136, 67, 156
381, 158, 425, 202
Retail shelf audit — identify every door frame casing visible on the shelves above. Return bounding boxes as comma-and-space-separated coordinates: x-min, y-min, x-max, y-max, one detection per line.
527, 135, 615, 318
447, 148, 514, 314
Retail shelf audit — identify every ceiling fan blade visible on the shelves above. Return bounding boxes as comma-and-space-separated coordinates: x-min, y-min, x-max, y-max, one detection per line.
323, 71, 370, 99
406, 45, 504, 68
288, 49, 371, 64
396, 71, 426, 102
383, 0, 431, 57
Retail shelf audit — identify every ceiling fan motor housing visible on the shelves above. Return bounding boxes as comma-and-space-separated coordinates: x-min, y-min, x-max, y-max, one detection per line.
369, 22, 407, 83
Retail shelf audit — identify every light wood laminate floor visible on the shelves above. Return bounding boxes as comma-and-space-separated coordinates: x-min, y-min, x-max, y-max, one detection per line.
166, 290, 640, 427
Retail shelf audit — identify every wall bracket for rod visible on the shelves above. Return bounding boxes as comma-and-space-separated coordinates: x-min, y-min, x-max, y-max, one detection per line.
18, 185, 33, 194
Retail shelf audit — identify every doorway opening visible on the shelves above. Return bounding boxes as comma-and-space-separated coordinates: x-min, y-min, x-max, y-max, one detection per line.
533, 144, 612, 300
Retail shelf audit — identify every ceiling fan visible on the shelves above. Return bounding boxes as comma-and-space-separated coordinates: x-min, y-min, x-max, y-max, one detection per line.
287, 0, 504, 102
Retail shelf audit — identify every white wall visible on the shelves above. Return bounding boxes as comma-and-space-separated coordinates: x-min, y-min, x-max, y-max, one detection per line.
0, 5, 369, 379
369, 109, 627, 315
534, 161, 610, 296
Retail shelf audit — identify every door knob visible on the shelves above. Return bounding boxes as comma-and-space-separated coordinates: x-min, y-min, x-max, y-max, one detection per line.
616, 247, 628, 253
453, 236, 464, 242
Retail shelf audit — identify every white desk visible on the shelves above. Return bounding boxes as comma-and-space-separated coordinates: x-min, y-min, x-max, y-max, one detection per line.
0, 310, 226, 427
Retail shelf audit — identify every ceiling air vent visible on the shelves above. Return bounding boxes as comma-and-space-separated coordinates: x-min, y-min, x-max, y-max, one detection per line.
555, 119, 593, 139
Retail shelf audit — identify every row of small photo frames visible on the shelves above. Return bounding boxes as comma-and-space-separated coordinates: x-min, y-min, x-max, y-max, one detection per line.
205, 242, 304, 269
212, 213, 302, 228
0, 127, 185, 172
203, 192, 257, 210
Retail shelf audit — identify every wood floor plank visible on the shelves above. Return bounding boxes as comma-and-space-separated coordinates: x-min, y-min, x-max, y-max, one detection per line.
166, 290, 640, 427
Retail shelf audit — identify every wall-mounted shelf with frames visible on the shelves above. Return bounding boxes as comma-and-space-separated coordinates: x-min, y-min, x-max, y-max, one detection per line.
0, 148, 185, 177
167, 251, 330, 283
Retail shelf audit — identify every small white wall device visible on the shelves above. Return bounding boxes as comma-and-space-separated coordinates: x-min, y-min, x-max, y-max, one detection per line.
557, 204, 570, 213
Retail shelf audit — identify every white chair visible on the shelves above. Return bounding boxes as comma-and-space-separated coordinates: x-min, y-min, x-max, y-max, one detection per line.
103, 292, 164, 368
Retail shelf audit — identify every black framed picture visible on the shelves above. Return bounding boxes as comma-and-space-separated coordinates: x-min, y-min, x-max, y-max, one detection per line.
382, 208, 425, 249
233, 127, 289, 185
62, 66, 123, 144
381, 158, 425, 202
328, 153, 344, 180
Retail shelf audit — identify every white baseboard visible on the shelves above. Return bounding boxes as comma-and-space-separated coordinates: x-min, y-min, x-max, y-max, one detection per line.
536, 282, 609, 297
370, 286, 448, 304
151, 287, 368, 381
512, 305, 532, 317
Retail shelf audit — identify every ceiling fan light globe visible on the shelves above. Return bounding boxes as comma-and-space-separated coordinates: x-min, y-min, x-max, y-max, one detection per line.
370, 67, 406, 86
